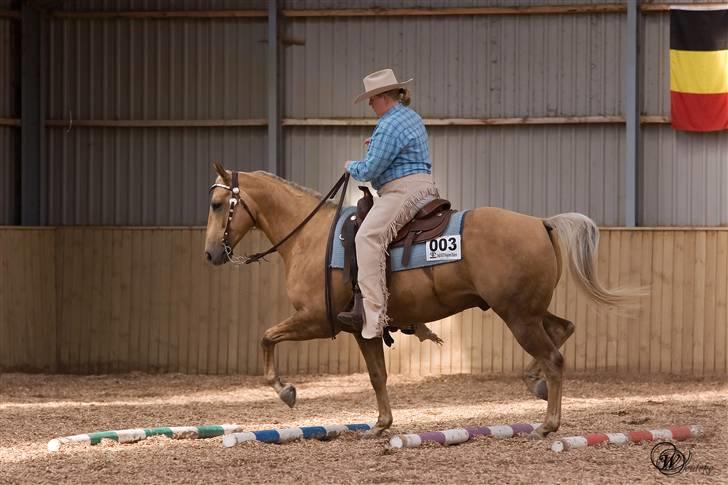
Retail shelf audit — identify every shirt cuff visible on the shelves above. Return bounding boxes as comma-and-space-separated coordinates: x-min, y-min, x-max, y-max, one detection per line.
346, 160, 363, 177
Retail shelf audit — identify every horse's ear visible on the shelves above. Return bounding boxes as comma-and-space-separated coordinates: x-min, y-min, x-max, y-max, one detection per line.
213, 161, 231, 184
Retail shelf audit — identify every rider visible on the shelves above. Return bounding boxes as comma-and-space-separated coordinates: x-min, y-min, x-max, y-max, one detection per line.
337, 69, 440, 340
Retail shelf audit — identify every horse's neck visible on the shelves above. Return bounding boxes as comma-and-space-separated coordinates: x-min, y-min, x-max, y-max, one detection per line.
240, 173, 333, 261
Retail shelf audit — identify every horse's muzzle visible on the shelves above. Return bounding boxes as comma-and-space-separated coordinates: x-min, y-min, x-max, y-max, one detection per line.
204, 246, 228, 266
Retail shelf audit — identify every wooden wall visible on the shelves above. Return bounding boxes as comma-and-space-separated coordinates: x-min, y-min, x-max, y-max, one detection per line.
0, 228, 726, 376
0, 229, 57, 371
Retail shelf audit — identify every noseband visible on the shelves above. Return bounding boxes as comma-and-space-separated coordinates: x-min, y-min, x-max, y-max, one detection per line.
209, 171, 257, 256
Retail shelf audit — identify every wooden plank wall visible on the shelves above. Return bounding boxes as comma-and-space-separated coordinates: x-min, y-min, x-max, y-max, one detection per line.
0, 229, 57, 371
385, 230, 728, 376
0, 228, 726, 376
51, 229, 362, 375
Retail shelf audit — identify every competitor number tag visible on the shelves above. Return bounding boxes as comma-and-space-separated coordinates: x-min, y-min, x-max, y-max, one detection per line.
425, 235, 462, 262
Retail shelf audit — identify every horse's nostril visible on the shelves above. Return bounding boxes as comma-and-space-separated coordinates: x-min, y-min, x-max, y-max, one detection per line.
205, 251, 212, 262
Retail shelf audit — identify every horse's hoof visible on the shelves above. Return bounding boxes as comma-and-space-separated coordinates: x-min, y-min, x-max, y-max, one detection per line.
529, 426, 551, 440
363, 428, 385, 438
534, 379, 548, 401
279, 384, 297, 408
363, 421, 391, 438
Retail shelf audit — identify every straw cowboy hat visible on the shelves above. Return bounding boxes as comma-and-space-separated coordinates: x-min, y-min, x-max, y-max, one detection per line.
354, 68, 413, 104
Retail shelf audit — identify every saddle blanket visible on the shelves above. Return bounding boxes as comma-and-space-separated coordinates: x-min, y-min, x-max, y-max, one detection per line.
330, 206, 468, 272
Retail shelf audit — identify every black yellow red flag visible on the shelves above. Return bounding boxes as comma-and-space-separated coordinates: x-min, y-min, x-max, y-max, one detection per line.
670, 6, 728, 132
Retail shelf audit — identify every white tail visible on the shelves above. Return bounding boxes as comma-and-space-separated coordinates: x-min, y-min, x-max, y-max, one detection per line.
545, 213, 647, 308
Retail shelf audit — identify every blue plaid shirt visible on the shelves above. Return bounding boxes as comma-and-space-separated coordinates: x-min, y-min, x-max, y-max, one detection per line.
346, 104, 432, 190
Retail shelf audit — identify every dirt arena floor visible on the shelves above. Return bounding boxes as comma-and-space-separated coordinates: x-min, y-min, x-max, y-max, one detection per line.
0, 372, 726, 484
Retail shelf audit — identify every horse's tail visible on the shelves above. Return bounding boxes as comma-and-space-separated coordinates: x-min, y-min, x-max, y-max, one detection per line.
544, 212, 647, 309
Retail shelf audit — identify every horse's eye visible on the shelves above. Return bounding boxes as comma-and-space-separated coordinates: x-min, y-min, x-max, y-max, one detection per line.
211, 202, 222, 211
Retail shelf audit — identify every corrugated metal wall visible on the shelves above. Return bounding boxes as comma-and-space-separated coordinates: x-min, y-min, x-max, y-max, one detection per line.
58, 0, 267, 12
286, 126, 624, 223
282, 0, 620, 8
42, 1, 267, 225
0, 125, 15, 225
27, 1, 728, 226
282, 5, 627, 225
45, 17, 266, 121
43, 127, 266, 225
284, 11, 624, 119
641, 7, 728, 226
0, 4, 18, 225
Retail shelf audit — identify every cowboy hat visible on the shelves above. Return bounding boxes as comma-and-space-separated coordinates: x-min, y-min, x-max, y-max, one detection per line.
354, 68, 413, 104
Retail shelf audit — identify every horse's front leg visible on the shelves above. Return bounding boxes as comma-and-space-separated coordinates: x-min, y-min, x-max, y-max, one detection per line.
261, 313, 331, 408
355, 334, 393, 435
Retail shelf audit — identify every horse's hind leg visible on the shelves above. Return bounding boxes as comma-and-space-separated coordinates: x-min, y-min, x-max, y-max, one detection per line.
355, 334, 393, 435
523, 311, 574, 400
261, 313, 332, 408
506, 314, 564, 438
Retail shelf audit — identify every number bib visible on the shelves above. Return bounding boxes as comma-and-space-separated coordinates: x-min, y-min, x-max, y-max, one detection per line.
425, 235, 462, 262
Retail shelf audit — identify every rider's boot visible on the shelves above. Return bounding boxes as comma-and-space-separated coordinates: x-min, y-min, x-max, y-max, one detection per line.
337, 289, 364, 333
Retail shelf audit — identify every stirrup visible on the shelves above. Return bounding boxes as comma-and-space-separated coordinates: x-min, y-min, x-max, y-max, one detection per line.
337, 291, 364, 333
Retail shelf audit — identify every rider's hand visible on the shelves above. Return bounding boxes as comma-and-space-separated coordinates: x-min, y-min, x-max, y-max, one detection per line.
364, 137, 371, 147
345, 161, 354, 170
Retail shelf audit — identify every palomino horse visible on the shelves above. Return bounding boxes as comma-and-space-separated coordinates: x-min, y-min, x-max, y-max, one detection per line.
204, 163, 641, 438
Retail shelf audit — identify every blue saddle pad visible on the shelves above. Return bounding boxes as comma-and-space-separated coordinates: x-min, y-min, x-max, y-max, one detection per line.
330, 207, 468, 272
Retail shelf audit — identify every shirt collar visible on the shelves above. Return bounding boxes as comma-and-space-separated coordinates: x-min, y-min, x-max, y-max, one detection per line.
381, 102, 402, 120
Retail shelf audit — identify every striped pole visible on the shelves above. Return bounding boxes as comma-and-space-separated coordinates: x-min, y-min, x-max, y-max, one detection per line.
48, 424, 242, 452
389, 422, 542, 449
551, 425, 703, 453
222, 423, 373, 448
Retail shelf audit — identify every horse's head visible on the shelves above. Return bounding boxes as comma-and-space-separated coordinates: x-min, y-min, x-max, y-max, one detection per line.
204, 162, 257, 265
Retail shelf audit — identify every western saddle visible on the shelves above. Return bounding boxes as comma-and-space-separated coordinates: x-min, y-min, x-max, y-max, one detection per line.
337, 186, 455, 343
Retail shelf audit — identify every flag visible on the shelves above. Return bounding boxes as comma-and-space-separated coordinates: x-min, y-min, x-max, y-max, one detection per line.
670, 6, 728, 132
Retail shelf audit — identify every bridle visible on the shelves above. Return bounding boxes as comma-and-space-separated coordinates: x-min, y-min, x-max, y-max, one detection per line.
208, 171, 258, 262
208, 170, 350, 267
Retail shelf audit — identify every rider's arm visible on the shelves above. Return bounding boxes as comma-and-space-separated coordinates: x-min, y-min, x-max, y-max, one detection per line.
346, 124, 403, 182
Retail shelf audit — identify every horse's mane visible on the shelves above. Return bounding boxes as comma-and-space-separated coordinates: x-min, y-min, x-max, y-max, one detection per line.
255, 171, 336, 207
